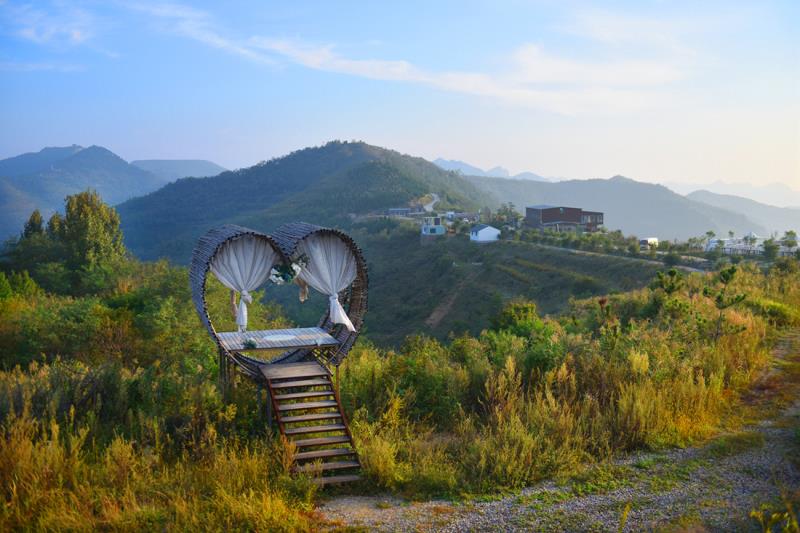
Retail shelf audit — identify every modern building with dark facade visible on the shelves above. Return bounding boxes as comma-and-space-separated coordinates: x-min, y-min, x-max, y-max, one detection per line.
525, 205, 604, 232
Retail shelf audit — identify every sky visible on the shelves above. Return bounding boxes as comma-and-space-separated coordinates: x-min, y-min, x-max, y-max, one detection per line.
1, 0, 798, 188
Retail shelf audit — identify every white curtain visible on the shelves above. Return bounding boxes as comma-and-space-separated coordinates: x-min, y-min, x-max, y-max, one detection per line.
297, 234, 357, 332
210, 234, 278, 332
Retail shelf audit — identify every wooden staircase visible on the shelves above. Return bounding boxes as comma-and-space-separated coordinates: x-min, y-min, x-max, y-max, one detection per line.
261, 361, 361, 485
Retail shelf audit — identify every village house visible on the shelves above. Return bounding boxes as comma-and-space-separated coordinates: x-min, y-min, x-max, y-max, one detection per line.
470, 224, 500, 243
420, 216, 446, 238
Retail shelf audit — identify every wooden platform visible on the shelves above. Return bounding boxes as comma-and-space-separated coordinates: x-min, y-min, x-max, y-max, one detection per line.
218, 327, 339, 352
262, 360, 361, 486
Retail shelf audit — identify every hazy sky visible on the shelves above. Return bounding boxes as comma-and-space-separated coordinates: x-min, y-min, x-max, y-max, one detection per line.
1, 1, 798, 188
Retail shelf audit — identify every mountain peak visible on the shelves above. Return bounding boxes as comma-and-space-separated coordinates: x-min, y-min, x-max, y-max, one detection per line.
433, 158, 546, 181
0, 144, 170, 238
486, 166, 511, 178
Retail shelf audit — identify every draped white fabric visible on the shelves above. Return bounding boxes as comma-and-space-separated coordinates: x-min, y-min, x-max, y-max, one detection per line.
210, 235, 278, 332
297, 234, 357, 332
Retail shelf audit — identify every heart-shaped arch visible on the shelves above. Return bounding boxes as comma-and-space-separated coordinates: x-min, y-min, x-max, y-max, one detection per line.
189, 222, 368, 383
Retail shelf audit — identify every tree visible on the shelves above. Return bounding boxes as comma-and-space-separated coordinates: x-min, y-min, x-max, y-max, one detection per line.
782, 230, 797, 249
0, 272, 11, 299
62, 190, 126, 270
651, 268, 684, 295
2, 191, 127, 295
46, 212, 63, 239
705, 230, 716, 244
494, 202, 522, 229
706, 240, 724, 261
728, 230, 735, 239
762, 238, 779, 262
22, 210, 44, 238
703, 265, 746, 343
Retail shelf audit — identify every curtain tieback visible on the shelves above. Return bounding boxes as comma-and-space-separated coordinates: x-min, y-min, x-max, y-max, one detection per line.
237, 290, 253, 332
328, 293, 356, 332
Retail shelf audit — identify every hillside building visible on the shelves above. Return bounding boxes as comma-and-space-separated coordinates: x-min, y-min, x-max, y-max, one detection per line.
421, 216, 446, 238
524, 205, 604, 232
470, 224, 500, 243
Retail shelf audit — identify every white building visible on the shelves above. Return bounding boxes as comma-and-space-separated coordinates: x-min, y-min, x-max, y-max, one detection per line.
470, 224, 500, 243
706, 232, 798, 257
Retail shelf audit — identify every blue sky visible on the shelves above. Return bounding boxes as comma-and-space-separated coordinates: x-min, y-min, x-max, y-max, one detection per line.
0, 0, 798, 187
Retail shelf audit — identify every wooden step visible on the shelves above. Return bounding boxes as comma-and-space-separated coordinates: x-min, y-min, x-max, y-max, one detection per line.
295, 461, 360, 473
294, 447, 355, 461
284, 424, 346, 436
270, 378, 331, 389
311, 474, 361, 486
281, 412, 342, 424
274, 390, 333, 401
262, 361, 330, 380
292, 435, 351, 448
278, 400, 338, 412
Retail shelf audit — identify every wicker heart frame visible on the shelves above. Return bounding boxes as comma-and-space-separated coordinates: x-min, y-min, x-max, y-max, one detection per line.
189, 222, 368, 384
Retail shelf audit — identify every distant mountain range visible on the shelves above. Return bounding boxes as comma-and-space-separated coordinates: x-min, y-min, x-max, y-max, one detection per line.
433, 158, 548, 181
686, 190, 800, 236
434, 156, 798, 238
115, 141, 799, 261
667, 180, 800, 209
0, 146, 227, 239
131, 160, 227, 182
4, 141, 796, 252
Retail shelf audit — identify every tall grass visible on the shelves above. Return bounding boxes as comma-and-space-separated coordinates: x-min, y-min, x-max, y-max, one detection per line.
342, 262, 800, 496
0, 365, 318, 531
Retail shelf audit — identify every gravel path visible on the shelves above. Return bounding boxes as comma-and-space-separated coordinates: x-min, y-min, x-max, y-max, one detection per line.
319, 332, 800, 532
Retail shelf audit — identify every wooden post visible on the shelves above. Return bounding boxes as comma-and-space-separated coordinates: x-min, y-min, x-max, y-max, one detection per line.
229, 290, 237, 320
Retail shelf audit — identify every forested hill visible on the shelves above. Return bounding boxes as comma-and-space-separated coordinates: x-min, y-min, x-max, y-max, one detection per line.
0, 145, 168, 239
117, 141, 492, 261
468, 175, 767, 240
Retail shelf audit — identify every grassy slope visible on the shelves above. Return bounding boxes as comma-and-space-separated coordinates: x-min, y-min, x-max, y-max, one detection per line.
269, 221, 661, 346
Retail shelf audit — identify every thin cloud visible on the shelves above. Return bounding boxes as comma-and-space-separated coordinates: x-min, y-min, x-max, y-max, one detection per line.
132, 2, 685, 115
3, 2, 94, 46
127, 2, 274, 65
251, 38, 672, 115
563, 8, 704, 57
510, 44, 683, 87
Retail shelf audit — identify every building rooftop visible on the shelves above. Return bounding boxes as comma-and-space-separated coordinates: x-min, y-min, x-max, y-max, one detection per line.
471, 223, 496, 231
527, 204, 556, 209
